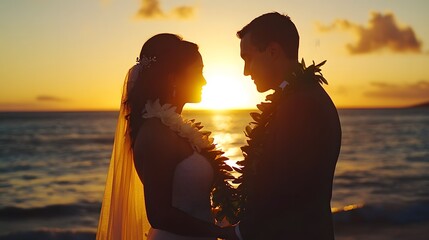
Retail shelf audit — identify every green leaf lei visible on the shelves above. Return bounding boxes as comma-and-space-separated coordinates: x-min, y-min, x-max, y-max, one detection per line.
199, 135, 240, 224
233, 59, 328, 220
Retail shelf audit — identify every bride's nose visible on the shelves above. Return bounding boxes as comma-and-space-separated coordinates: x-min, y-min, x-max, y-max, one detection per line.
243, 62, 251, 76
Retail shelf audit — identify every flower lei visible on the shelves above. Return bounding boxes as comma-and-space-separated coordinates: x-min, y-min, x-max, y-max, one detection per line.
142, 99, 239, 223
234, 59, 328, 219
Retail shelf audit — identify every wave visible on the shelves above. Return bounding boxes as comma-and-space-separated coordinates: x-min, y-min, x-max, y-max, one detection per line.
0, 135, 114, 148
1, 201, 429, 239
333, 201, 429, 225
0, 229, 95, 240
2, 201, 429, 225
0, 202, 100, 221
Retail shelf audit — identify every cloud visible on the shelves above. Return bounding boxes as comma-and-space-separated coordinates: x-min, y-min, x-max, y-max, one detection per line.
333, 85, 349, 95
172, 6, 194, 19
136, 0, 164, 18
136, 0, 195, 20
36, 95, 67, 102
0, 102, 36, 111
365, 80, 429, 99
318, 12, 422, 54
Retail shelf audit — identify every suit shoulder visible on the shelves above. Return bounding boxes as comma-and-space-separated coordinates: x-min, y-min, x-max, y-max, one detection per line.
277, 84, 337, 118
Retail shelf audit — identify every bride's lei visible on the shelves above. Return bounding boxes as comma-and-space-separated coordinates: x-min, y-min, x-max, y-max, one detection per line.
235, 59, 328, 219
143, 99, 213, 152
142, 99, 239, 223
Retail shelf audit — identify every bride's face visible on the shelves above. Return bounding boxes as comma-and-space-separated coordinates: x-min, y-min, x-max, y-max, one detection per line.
175, 53, 206, 103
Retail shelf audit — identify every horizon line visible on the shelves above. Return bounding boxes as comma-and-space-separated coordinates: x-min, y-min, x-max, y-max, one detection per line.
0, 105, 423, 113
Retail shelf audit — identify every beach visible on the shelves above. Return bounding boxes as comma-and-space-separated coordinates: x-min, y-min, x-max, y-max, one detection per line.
335, 222, 429, 240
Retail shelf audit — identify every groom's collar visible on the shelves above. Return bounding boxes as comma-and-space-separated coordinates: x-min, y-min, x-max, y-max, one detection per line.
279, 80, 289, 90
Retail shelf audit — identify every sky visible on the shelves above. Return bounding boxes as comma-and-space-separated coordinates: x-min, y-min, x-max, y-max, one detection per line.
1, 0, 429, 111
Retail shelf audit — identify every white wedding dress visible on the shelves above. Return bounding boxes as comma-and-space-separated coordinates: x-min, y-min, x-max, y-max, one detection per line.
147, 151, 216, 240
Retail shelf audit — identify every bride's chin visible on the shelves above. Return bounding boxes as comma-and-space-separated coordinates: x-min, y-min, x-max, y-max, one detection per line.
186, 97, 202, 104
194, 94, 203, 102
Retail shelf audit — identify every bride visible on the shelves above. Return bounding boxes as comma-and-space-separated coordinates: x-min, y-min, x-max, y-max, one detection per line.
96, 33, 238, 240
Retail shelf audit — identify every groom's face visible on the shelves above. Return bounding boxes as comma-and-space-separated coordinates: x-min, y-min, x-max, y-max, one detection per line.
240, 33, 275, 93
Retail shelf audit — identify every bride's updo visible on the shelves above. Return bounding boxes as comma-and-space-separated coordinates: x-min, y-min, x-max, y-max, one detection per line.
125, 33, 200, 145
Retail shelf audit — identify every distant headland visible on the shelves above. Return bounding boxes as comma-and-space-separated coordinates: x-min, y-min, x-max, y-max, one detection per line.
408, 101, 429, 108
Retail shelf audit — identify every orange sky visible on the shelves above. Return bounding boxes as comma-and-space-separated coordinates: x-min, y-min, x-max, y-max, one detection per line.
1, 0, 428, 111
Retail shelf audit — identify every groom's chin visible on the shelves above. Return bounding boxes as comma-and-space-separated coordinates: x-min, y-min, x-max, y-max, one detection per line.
256, 85, 270, 93
254, 81, 270, 93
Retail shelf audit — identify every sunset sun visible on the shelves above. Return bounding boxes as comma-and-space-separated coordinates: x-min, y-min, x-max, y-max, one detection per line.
196, 73, 254, 110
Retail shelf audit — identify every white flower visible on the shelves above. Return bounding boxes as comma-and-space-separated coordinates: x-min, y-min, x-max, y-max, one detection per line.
142, 99, 213, 152
161, 114, 183, 132
179, 122, 195, 137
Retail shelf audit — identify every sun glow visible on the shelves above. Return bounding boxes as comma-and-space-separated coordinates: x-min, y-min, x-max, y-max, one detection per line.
190, 72, 255, 110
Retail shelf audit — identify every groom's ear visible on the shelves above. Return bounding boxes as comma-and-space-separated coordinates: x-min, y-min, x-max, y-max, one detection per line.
266, 42, 283, 59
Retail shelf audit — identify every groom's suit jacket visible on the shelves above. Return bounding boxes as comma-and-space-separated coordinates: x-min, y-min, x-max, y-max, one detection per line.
239, 82, 342, 240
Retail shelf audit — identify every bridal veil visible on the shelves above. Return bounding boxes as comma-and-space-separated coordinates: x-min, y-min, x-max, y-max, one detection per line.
96, 64, 150, 240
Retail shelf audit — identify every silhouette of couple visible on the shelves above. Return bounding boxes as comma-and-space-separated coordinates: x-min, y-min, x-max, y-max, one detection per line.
97, 12, 341, 240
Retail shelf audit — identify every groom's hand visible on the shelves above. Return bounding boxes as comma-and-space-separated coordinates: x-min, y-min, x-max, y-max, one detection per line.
221, 226, 239, 240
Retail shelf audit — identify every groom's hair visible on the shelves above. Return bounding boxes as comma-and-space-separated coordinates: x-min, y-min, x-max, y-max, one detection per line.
237, 12, 299, 60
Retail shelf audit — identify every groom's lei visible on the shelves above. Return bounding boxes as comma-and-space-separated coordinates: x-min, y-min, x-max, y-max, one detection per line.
142, 99, 238, 224
234, 59, 328, 219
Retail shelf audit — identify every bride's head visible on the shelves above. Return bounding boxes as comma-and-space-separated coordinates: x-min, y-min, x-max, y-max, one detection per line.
124, 33, 205, 143
127, 33, 205, 105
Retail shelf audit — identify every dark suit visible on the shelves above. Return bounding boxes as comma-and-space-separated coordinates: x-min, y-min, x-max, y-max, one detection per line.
239, 82, 342, 239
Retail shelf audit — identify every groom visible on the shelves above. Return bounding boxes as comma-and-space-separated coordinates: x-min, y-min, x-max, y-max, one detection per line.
233, 12, 342, 239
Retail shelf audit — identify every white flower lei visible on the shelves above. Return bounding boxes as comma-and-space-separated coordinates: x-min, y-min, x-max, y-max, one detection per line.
142, 99, 214, 152
142, 99, 239, 223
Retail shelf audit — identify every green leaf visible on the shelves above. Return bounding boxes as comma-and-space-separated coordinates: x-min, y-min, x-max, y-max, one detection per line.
245, 125, 253, 137
249, 112, 261, 122
315, 60, 327, 68
219, 164, 234, 171
265, 94, 275, 101
215, 155, 228, 160
256, 102, 271, 111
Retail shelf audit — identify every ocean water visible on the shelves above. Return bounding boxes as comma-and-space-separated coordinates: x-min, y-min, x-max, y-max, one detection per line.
0, 109, 428, 239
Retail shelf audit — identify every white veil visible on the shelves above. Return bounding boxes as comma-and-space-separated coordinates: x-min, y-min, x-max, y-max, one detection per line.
96, 64, 150, 240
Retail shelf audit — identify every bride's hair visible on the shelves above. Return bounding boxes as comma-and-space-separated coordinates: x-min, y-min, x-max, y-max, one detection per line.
124, 33, 199, 145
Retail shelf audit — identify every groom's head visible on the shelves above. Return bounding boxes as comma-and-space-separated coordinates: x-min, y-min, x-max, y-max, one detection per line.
237, 12, 299, 92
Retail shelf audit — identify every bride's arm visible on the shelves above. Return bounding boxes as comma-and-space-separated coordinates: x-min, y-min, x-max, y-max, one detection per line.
133, 119, 236, 239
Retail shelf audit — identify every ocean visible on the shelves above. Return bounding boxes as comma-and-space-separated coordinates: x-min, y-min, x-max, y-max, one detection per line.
0, 109, 428, 240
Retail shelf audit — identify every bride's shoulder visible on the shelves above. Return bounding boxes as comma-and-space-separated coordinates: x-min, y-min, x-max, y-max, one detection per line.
137, 118, 179, 146
134, 118, 191, 165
